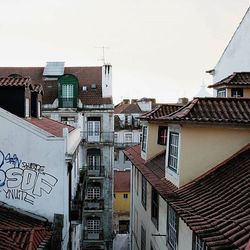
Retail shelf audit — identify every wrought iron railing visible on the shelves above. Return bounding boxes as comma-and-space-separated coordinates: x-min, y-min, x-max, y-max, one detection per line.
81, 131, 114, 144
83, 199, 104, 210
59, 97, 77, 108
82, 165, 105, 177
82, 229, 104, 240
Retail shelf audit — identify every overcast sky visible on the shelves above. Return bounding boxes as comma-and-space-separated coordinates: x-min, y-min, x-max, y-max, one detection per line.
1, 0, 250, 104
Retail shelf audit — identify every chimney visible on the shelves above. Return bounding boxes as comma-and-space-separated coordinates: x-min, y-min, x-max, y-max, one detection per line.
123, 99, 130, 104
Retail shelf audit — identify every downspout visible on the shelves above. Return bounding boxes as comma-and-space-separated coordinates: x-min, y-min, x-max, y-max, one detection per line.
68, 163, 73, 250
129, 164, 134, 250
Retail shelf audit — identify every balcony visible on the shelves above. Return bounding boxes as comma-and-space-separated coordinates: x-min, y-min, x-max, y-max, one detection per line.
70, 201, 82, 221
59, 97, 77, 108
82, 165, 105, 178
83, 199, 104, 211
114, 142, 140, 149
81, 131, 114, 144
83, 229, 104, 240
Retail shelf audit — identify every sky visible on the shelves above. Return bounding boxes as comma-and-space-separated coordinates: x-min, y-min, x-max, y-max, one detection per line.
1, 0, 250, 104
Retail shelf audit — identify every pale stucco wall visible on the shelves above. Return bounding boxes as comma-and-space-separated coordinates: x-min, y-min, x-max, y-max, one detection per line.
178, 218, 193, 250
213, 8, 250, 83
143, 123, 166, 161
179, 126, 250, 186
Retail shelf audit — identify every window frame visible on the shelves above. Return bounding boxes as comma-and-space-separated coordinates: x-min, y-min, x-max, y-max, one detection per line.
231, 88, 243, 97
141, 175, 147, 210
192, 234, 208, 250
151, 187, 159, 229
123, 193, 128, 199
158, 126, 168, 145
141, 126, 148, 152
141, 224, 146, 250
167, 205, 178, 250
167, 132, 179, 173
217, 88, 226, 97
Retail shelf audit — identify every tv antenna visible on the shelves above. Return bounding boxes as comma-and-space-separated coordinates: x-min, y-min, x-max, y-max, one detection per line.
95, 46, 109, 64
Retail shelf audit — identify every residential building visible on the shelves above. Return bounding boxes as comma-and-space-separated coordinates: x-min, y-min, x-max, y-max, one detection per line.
0, 76, 82, 249
113, 170, 130, 234
114, 98, 156, 170
0, 62, 114, 250
208, 72, 250, 98
125, 97, 250, 250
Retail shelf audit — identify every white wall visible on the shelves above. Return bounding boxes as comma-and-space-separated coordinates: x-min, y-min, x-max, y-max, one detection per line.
0, 108, 81, 249
213, 8, 250, 83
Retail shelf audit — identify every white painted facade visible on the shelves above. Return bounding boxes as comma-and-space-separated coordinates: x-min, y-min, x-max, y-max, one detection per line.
0, 107, 82, 249
211, 8, 250, 83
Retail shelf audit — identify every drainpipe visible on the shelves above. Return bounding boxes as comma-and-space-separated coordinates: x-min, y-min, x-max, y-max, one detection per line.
68, 163, 73, 250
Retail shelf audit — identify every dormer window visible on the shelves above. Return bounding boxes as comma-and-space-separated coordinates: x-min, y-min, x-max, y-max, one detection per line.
231, 88, 243, 97
58, 74, 78, 108
217, 88, 226, 97
167, 132, 179, 173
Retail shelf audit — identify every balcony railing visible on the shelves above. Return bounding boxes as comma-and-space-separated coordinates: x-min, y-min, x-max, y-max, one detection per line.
82, 165, 105, 177
83, 199, 104, 210
114, 142, 140, 149
59, 97, 77, 108
81, 131, 114, 144
83, 229, 104, 240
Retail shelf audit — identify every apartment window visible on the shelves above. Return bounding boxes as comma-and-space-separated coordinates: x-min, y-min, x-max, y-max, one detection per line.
151, 188, 159, 229
87, 117, 101, 142
124, 133, 133, 143
113, 193, 116, 199
141, 225, 146, 250
141, 176, 147, 209
58, 74, 78, 108
87, 186, 101, 200
114, 149, 119, 161
123, 193, 128, 199
87, 218, 100, 234
114, 133, 118, 143
231, 88, 243, 97
141, 126, 148, 152
193, 234, 207, 250
158, 126, 168, 145
61, 116, 75, 125
87, 149, 101, 170
167, 206, 178, 250
168, 132, 179, 173
217, 88, 226, 97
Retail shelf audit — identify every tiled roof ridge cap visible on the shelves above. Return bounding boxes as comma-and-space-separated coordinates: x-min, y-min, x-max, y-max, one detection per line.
0, 226, 48, 231
178, 143, 250, 192
140, 104, 161, 119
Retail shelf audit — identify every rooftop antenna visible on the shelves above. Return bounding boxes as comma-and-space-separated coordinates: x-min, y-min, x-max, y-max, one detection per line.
95, 46, 109, 64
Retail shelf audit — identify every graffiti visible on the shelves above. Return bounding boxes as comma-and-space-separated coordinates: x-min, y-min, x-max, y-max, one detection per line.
0, 150, 58, 205
3, 189, 35, 205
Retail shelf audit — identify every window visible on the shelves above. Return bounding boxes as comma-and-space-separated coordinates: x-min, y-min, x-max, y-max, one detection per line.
217, 88, 226, 97
124, 154, 129, 162
167, 206, 178, 250
113, 193, 116, 199
124, 133, 133, 143
168, 132, 179, 173
114, 133, 118, 143
151, 188, 159, 229
87, 186, 101, 200
61, 116, 75, 125
231, 88, 243, 97
141, 225, 146, 250
58, 74, 78, 108
158, 126, 168, 145
193, 234, 207, 250
87, 218, 100, 234
141, 176, 147, 209
123, 193, 128, 199
87, 149, 101, 170
141, 126, 148, 152
87, 117, 101, 142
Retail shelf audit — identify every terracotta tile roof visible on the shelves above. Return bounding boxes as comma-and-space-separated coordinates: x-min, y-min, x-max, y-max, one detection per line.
114, 103, 142, 114
208, 72, 250, 88
0, 66, 112, 105
0, 76, 32, 87
170, 144, 250, 250
114, 170, 130, 192
25, 117, 75, 137
140, 103, 183, 120
124, 145, 177, 199
158, 97, 250, 125
0, 203, 52, 250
